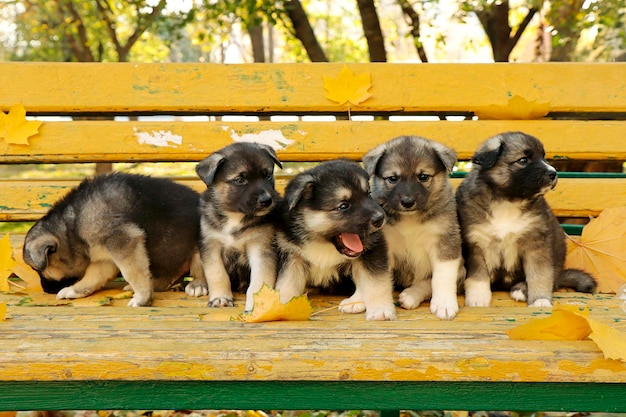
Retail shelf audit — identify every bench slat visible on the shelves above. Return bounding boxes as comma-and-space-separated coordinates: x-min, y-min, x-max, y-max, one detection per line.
1, 177, 624, 221
1, 120, 625, 163
1, 63, 625, 115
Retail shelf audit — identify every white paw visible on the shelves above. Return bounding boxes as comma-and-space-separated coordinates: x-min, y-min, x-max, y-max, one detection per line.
127, 293, 151, 307
529, 298, 552, 308
398, 289, 427, 310
57, 286, 87, 300
430, 296, 459, 320
510, 288, 527, 302
366, 305, 397, 321
338, 298, 366, 314
209, 297, 234, 308
464, 279, 492, 307
185, 281, 208, 297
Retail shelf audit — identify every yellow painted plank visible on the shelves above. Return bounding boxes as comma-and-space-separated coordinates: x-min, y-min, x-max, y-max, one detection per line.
0, 291, 623, 383
1, 63, 625, 114
1, 120, 625, 163
1, 177, 624, 221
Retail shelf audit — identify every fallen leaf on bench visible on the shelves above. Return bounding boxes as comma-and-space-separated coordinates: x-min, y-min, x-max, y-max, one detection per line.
323, 65, 372, 106
475, 95, 550, 120
507, 303, 626, 361
0, 303, 6, 321
0, 234, 16, 292
0, 103, 42, 145
234, 284, 313, 323
565, 207, 626, 293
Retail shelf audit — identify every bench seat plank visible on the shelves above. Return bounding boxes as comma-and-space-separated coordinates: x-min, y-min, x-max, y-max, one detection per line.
1, 120, 625, 163
1, 63, 625, 115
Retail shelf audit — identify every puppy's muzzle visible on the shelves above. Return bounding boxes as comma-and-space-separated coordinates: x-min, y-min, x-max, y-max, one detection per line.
257, 193, 273, 209
370, 211, 385, 229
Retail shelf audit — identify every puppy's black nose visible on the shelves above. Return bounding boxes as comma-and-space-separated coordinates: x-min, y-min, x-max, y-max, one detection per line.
548, 170, 557, 181
400, 197, 415, 209
257, 193, 273, 208
370, 211, 385, 229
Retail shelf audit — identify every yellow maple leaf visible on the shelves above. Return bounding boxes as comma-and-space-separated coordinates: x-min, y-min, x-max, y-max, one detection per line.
235, 284, 313, 323
0, 103, 42, 145
11, 246, 43, 292
0, 234, 17, 292
323, 65, 372, 106
507, 303, 626, 361
476, 95, 550, 120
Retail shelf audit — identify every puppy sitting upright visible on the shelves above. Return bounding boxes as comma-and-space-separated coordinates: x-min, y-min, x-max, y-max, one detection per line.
363, 135, 465, 320
274, 160, 396, 321
186, 142, 282, 312
456, 131, 596, 308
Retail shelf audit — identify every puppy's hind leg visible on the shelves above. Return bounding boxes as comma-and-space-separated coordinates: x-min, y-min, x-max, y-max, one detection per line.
56, 260, 119, 300
185, 251, 209, 297
523, 251, 554, 308
463, 247, 492, 307
398, 278, 431, 310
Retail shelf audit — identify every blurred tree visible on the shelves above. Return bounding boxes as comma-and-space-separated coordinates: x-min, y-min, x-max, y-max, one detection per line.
357, 0, 387, 61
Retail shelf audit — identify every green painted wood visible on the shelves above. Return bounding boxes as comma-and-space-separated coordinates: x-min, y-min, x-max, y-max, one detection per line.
0, 381, 625, 412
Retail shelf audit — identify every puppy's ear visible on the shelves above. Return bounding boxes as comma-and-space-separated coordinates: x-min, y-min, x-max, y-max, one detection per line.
258, 144, 283, 169
286, 175, 314, 211
362, 144, 386, 176
196, 153, 226, 186
472, 136, 505, 169
431, 142, 457, 173
23, 235, 58, 271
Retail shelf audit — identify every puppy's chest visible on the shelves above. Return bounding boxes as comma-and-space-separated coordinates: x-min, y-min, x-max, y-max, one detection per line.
203, 216, 265, 251
385, 217, 440, 259
479, 202, 538, 242
300, 241, 347, 285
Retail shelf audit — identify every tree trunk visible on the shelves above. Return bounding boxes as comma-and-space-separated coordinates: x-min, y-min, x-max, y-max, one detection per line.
284, 0, 328, 62
356, 0, 387, 62
248, 23, 266, 62
397, 0, 428, 62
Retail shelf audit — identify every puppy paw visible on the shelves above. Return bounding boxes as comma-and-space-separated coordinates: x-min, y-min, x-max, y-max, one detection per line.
464, 279, 492, 307
430, 296, 459, 320
528, 298, 552, 308
510, 288, 527, 302
209, 297, 234, 308
398, 289, 427, 310
57, 286, 90, 300
127, 295, 152, 307
338, 298, 366, 314
366, 306, 397, 321
185, 280, 209, 297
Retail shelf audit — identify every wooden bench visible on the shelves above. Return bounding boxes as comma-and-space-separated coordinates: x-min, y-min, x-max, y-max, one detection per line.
1, 62, 626, 413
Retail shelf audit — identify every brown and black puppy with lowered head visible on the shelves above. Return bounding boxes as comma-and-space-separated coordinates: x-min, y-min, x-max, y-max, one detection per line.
23, 173, 204, 306
363, 135, 465, 320
456, 131, 596, 307
274, 159, 396, 321
185, 142, 282, 312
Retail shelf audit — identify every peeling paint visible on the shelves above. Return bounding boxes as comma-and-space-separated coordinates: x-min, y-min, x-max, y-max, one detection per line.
223, 126, 295, 151
134, 128, 182, 147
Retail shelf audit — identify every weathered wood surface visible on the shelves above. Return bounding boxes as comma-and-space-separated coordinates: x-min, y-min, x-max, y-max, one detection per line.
0, 290, 624, 383
1, 63, 626, 114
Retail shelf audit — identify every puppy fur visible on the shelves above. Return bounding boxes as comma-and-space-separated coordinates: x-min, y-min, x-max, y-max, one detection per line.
186, 142, 282, 312
22, 173, 204, 306
456, 131, 596, 307
363, 135, 465, 320
274, 159, 396, 321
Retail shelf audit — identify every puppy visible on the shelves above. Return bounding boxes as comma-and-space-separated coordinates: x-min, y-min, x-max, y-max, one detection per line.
185, 142, 282, 312
274, 159, 396, 321
456, 131, 596, 307
23, 173, 203, 306
363, 135, 465, 320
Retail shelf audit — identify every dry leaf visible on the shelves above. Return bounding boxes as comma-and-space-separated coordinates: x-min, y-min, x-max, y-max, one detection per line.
507, 303, 626, 361
0, 103, 42, 145
0, 234, 16, 292
11, 246, 42, 292
235, 284, 313, 323
476, 95, 550, 120
323, 65, 372, 106
565, 207, 626, 293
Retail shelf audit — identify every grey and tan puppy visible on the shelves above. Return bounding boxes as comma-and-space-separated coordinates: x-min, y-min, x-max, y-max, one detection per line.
274, 159, 396, 321
185, 142, 282, 312
23, 173, 203, 306
363, 135, 465, 320
456, 131, 596, 307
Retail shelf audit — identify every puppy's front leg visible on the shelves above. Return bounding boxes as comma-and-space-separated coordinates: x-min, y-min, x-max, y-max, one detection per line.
463, 245, 492, 307
349, 263, 396, 321
429, 257, 462, 320
523, 250, 554, 307
56, 260, 119, 300
246, 240, 278, 312
201, 240, 234, 307
275, 255, 307, 304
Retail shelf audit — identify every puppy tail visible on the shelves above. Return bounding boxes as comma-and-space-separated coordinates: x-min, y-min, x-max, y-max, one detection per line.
558, 269, 597, 293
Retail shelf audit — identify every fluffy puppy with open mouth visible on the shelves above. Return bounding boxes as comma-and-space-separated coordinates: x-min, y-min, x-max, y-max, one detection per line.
185, 142, 282, 312
274, 159, 396, 321
456, 131, 596, 307
364, 135, 465, 320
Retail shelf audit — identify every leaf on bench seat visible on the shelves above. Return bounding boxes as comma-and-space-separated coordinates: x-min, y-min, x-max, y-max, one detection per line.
506, 303, 626, 361
565, 206, 626, 293
475, 95, 550, 120
234, 284, 313, 323
0, 234, 16, 292
0, 103, 42, 145
323, 65, 372, 106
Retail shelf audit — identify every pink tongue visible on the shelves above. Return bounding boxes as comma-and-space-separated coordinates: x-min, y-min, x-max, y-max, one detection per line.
340, 233, 363, 253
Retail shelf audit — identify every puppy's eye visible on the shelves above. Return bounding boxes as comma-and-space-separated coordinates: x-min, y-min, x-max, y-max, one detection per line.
265, 172, 273, 180
418, 173, 431, 182
337, 202, 350, 211
231, 176, 247, 185
385, 176, 398, 185
517, 157, 529, 165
